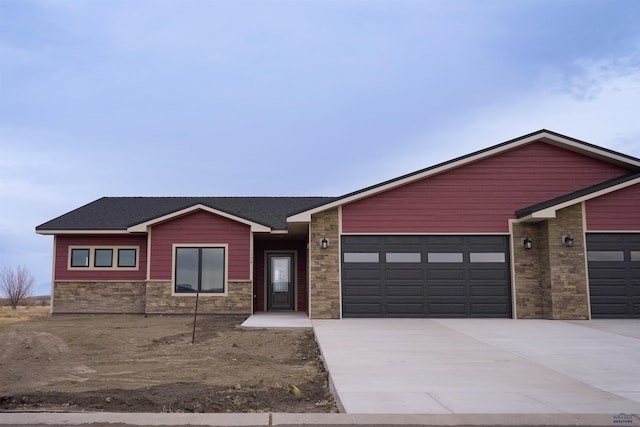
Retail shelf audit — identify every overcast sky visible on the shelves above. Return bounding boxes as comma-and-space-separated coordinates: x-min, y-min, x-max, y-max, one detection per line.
1, 0, 639, 296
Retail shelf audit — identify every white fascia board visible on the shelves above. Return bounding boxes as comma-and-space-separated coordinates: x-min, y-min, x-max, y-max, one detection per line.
36, 229, 131, 235
542, 134, 640, 168
127, 204, 271, 233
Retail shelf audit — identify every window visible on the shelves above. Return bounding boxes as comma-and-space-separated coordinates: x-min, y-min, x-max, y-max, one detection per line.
386, 253, 421, 263
587, 251, 624, 262
68, 246, 139, 270
70, 249, 90, 267
470, 253, 506, 263
175, 247, 226, 293
427, 253, 463, 263
118, 249, 137, 267
94, 249, 113, 267
343, 253, 380, 263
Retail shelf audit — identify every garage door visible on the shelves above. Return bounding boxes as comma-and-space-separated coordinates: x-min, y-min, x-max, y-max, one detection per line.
341, 235, 512, 318
587, 233, 640, 318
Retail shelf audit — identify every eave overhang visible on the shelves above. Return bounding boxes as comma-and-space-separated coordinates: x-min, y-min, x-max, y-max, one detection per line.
35, 229, 132, 236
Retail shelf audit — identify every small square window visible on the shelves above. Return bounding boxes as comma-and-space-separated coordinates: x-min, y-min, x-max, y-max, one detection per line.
118, 249, 137, 267
94, 249, 113, 267
71, 249, 90, 267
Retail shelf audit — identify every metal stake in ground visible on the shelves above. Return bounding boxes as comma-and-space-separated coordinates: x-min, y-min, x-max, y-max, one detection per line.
191, 291, 199, 344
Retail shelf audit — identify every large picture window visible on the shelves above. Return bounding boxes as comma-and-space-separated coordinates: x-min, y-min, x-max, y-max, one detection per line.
175, 246, 226, 293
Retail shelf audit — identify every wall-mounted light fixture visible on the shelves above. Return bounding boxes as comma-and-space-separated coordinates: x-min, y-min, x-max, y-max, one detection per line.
321, 238, 329, 249
563, 234, 574, 248
523, 237, 533, 250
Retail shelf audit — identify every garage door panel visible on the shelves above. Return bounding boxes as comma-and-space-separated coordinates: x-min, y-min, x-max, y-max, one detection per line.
428, 284, 466, 296
385, 236, 423, 245
470, 285, 509, 297
344, 285, 382, 297
590, 284, 628, 296
386, 269, 424, 280
470, 302, 509, 316
385, 285, 424, 297
342, 235, 511, 318
468, 235, 506, 246
426, 235, 465, 245
589, 268, 627, 279
428, 303, 467, 316
343, 269, 382, 280
386, 303, 424, 315
427, 269, 466, 280
587, 233, 640, 318
591, 304, 629, 316
468, 269, 508, 280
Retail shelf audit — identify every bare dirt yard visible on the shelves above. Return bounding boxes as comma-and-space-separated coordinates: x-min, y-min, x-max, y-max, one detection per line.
0, 311, 337, 413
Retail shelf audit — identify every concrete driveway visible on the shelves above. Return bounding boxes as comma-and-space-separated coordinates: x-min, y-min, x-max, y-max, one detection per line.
312, 319, 640, 415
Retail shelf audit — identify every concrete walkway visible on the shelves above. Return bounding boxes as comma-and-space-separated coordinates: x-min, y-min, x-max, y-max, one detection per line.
312, 319, 640, 415
241, 312, 312, 329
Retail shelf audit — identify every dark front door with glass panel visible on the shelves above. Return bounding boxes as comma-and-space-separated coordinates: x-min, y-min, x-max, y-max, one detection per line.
267, 253, 294, 311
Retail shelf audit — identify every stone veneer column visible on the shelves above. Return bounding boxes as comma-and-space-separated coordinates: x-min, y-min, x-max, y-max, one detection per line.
308, 208, 341, 319
512, 203, 589, 319
512, 222, 551, 318
545, 204, 590, 319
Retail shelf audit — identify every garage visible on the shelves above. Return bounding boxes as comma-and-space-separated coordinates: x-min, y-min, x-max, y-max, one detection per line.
341, 235, 512, 318
587, 233, 640, 318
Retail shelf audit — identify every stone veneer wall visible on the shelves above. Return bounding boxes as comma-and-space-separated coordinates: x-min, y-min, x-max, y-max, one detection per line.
512, 203, 589, 319
309, 208, 341, 319
144, 281, 252, 315
52, 281, 146, 314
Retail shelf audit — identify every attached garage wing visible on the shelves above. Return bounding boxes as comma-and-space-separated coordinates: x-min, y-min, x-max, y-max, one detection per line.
341, 235, 512, 318
587, 233, 640, 319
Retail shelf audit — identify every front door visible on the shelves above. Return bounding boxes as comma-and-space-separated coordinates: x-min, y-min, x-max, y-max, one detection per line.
267, 253, 294, 311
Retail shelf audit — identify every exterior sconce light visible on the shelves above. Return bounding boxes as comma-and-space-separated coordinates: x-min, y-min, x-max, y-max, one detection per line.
321, 238, 329, 249
564, 234, 574, 248
523, 237, 533, 250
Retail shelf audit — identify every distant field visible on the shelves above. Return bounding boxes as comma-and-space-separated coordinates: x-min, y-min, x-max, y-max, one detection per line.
0, 306, 50, 324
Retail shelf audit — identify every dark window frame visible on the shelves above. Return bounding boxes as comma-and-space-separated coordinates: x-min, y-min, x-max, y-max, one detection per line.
117, 248, 137, 267
174, 246, 226, 294
94, 249, 114, 267
70, 248, 90, 267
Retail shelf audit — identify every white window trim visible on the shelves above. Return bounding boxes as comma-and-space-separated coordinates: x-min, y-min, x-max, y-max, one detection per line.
68, 246, 140, 270
171, 243, 229, 297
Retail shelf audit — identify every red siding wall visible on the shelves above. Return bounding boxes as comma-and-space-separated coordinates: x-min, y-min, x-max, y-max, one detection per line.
343, 142, 631, 233
55, 234, 148, 281
586, 183, 640, 231
253, 239, 308, 312
149, 210, 251, 281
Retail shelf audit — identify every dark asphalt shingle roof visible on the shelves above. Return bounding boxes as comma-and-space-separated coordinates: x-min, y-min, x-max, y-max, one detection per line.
36, 197, 336, 231
515, 172, 640, 218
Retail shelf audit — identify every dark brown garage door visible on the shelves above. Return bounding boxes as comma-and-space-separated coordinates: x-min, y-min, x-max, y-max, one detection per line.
587, 233, 640, 319
341, 235, 512, 318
